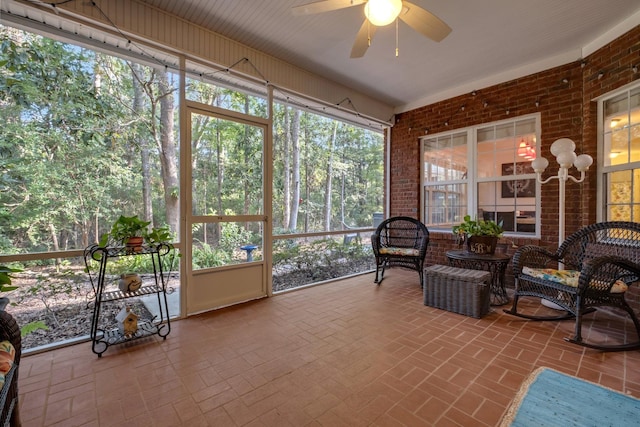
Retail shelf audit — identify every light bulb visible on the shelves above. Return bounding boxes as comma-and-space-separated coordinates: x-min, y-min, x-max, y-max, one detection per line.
574, 154, 593, 171
517, 141, 528, 157
531, 156, 549, 173
364, 0, 403, 26
556, 151, 577, 168
550, 138, 576, 157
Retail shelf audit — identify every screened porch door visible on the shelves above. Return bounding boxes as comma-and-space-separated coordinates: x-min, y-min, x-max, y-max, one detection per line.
185, 106, 270, 315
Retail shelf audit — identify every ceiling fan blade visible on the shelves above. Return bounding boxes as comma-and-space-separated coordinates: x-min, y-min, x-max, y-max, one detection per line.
292, 0, 366, 16
350, 19, 377, 58
399, 1, 451, 42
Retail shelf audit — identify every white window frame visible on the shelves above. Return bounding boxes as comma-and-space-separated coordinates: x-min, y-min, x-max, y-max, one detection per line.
420, 113, 541, 236
596, 81, 640, 222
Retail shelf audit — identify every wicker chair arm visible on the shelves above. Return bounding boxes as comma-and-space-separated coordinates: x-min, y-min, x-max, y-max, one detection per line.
512, 245, 558, 274
416, 236, 430, 255
577, 255, 640, 294
371, 233, 381, 255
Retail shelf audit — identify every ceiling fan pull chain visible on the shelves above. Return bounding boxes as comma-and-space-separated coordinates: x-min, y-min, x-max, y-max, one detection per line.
395, 18, 399, 57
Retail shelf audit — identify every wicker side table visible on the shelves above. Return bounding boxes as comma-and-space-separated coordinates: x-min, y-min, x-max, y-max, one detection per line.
424, 265, 492, 318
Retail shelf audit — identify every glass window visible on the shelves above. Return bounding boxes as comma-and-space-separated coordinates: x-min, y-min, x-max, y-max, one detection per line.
601, 85, 640, 221
185, 75, 268, 118
190, 112, 264, 216
191, 221, 263, 270
477, 118, 538, 234
271, 104, 384, 235
422, 132, 468, 228
422, 115, 540, 234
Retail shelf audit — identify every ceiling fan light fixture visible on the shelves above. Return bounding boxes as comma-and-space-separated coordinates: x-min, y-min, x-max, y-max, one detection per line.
364, 0, 403, 26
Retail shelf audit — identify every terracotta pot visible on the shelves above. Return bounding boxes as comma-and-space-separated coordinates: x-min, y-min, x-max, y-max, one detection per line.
465, 235, 498, 255
125, 236, 144, 252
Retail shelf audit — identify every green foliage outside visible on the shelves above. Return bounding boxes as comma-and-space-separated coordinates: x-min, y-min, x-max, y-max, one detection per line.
1, 25, 383, 257
0, 23, 383, 351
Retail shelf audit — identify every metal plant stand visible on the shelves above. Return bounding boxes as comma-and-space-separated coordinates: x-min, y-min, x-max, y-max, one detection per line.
84, 243, 174, 357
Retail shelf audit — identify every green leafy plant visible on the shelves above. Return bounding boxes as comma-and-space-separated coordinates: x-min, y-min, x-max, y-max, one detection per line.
0, 265, 21, 293
99, 216, 176, 247
0, 265, 49, 336
452, 215, 503, 243
145, 225, 173, 245
100, 215, 151, 247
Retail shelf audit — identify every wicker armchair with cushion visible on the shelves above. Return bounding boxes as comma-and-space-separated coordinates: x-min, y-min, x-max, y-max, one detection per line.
504, 221, 640, 351
0, 309, 21, 426
372, 216, 430, 288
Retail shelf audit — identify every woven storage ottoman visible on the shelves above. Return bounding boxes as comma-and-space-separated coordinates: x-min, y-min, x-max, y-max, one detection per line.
424, 265, 491, 318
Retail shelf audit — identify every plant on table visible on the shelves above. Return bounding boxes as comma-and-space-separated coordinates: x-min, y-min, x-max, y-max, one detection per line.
452, 215, 504, 254
99, 215, 151, 248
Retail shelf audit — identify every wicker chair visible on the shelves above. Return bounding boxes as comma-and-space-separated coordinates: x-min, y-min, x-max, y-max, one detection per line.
504, 221, 640, 351
0, 309, 21, 426
372, 216, 430, 288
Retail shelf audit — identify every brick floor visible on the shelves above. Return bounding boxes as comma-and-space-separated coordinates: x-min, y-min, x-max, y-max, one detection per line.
18, 269, 640, 426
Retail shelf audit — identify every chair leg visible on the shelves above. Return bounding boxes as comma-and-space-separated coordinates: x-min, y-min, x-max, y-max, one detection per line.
379, 260, 387, 283
374, 258, 386, 284
503, 293, 520, 315
565, 297, 640, 351
625, 301, 640, 344
573, 298, 584, 343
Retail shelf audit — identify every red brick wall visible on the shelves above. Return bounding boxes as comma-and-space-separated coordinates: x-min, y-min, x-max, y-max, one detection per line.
391, 25, 640, 260
581, 26, 640, 224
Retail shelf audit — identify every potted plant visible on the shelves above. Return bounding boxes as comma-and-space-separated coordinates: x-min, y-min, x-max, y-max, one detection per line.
452, 214, 504, 255
99, 215, 151, 251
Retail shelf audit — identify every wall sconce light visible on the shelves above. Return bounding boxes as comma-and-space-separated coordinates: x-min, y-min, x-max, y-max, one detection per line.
531, 138, 593, 247
598, 71, 604, 79
561, 78, 569, 84
505, 108, 510, 115
535, 99, 540, 108
471, 90, 477, 96
483, 100, 489, 108
633, 64, 638, 74
580, 60, 587, 68
444, 120, 449, 126
460, 105, 465, 111
424, 128, 429, 135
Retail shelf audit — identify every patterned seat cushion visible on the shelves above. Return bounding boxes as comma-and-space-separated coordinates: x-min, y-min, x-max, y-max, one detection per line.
522, 267, 628, 293
0, 340, 15, 389
379, 247, 419, 256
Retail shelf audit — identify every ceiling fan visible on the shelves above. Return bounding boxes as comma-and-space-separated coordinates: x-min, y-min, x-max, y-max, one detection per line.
292, 0, 451, 58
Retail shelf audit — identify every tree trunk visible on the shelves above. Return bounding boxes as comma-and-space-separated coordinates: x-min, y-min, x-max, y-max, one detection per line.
288, 109, 301, 231
283, 107, 291, 228
244, 97, 250, 217
214, 97, 223, 244
131, 63, 153, 226
324, 122, 337, 231
157, 70, 179, 236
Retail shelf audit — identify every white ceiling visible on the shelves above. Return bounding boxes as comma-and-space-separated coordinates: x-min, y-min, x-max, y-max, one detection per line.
137, 0, 640, 112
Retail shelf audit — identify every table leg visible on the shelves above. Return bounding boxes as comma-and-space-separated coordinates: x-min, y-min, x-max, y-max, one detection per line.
447, 258, 510, 306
